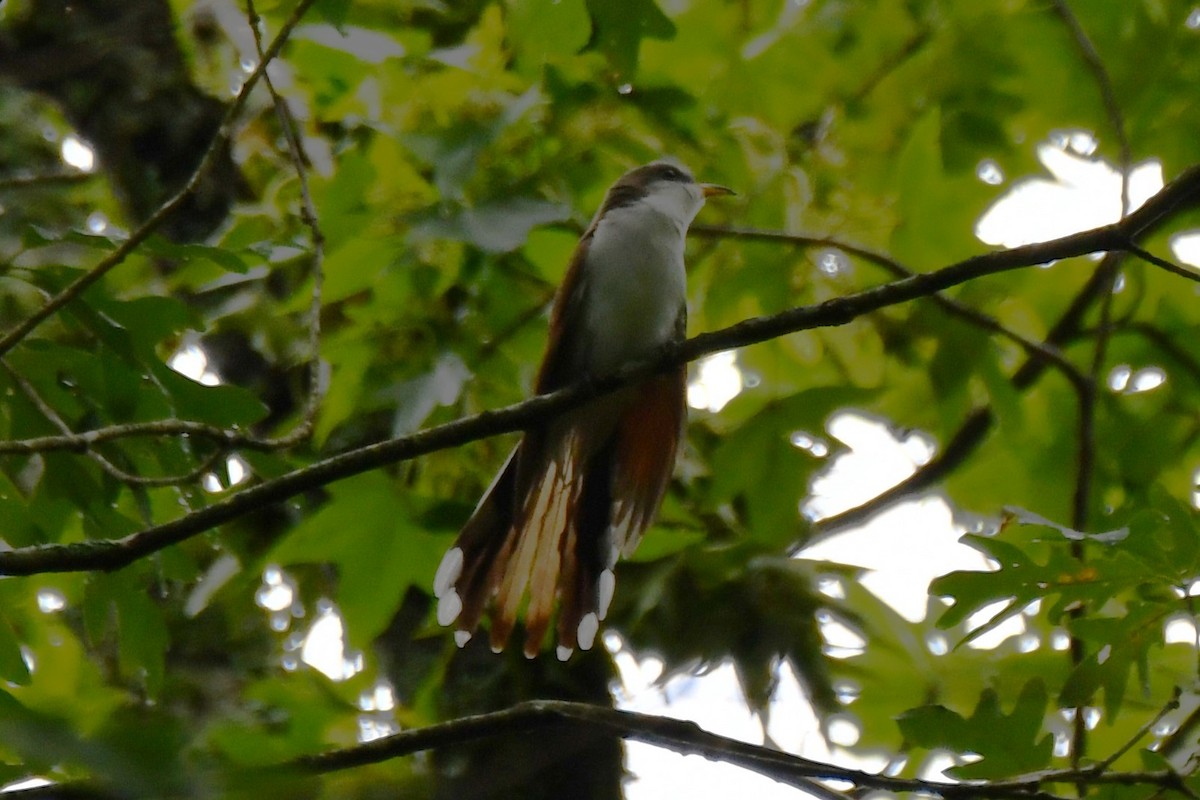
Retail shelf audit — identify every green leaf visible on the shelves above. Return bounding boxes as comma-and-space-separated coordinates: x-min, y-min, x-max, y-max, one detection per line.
584, 0, 676, 77
627, 525, 704, 563
932, 535, 1084, 644
1117, 487, 1200, 579
617, 550, 846, 715
1060, 603, 1165, 718
139, 235, 249, 274
84, 572, 168, 696
0, 614, 31, 686
932, 504, 1151, 647
707, 387, 875, 549
150, 361, 269, 427
313, 335, 374, 445
508, 0, 591, 67
0, 689, 82, 772
1003, 506, 1129, 544
206, 677, 343, 767
890, 109, 989, 265
270, 473, 451, 647
313, 0, 350, 30
897, 680, 1054, 779
0, 471, 40, 548
411, 199, 572, 253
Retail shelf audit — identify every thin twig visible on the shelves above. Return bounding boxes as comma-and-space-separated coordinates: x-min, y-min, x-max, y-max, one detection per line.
1123, 323, 1200, 387
0, 0, 318, 360
1067, 256, 1119, 774
847, 28, 932, 107
245, 0, 325, 446
0, 359, 225, 487
1161, 703, 1200, 764
0, 419, 283, 455
1049, 0, 1132, 213
0, 170, 92, 190
1094, 687, 1182, 772
1123, 243, 1200, 283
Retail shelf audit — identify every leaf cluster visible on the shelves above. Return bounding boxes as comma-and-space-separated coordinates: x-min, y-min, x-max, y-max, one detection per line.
0, 0, 1199, 797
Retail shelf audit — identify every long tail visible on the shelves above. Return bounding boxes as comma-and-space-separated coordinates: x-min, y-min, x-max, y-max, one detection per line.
433, 372, 684, 659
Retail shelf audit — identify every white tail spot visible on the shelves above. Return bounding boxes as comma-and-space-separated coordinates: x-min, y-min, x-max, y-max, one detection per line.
433, 547, 463, 597
454, 629, 472, 648
578, 612, 599, 650
436, 590, 462, 626
598, 569, 615, 620
556, 645, 573, 662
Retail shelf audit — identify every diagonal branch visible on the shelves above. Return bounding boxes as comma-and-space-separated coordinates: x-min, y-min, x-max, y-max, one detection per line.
2, 163, 1200, 577
808, 252, 1123, 541
804, 149, 1199, 544
691, 224, 1087, 388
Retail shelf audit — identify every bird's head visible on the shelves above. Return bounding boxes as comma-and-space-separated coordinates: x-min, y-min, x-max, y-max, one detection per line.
597, 161, 734, 231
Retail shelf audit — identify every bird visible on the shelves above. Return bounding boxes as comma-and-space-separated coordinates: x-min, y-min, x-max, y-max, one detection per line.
433, 161, 733, 660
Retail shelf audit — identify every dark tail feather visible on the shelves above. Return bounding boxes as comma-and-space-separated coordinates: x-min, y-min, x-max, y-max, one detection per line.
555, 436, 617, 658
433, 446, 520, 647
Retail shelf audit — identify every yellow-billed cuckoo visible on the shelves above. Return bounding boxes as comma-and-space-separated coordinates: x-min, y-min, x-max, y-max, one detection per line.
434, 161, 733, 660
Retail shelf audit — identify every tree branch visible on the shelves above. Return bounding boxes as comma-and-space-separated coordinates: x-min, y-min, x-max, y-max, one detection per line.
1125, 243, 1200, 282
271, 699, 1190, 800
280, 699, 1033, 796
692, 224, 1087, 388
0, 419, 290, 455
807, 252, 1124, 542
2, 164, 1199, 576
806, 165, 1200, 543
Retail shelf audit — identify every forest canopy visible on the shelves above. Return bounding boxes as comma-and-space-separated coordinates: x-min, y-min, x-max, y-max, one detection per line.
1, 1, 1200, 798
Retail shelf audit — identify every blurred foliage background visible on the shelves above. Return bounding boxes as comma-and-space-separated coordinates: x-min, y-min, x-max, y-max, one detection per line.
2, 0, 1200, 797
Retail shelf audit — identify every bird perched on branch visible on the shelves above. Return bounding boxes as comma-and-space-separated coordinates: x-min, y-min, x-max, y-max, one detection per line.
433, 161, 733, 660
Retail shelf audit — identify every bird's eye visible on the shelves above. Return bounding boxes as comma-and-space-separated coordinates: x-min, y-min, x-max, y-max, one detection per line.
658, 165, 687, 182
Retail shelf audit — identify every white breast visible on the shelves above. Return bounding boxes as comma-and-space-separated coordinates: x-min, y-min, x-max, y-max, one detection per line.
579, 200, 689, 376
